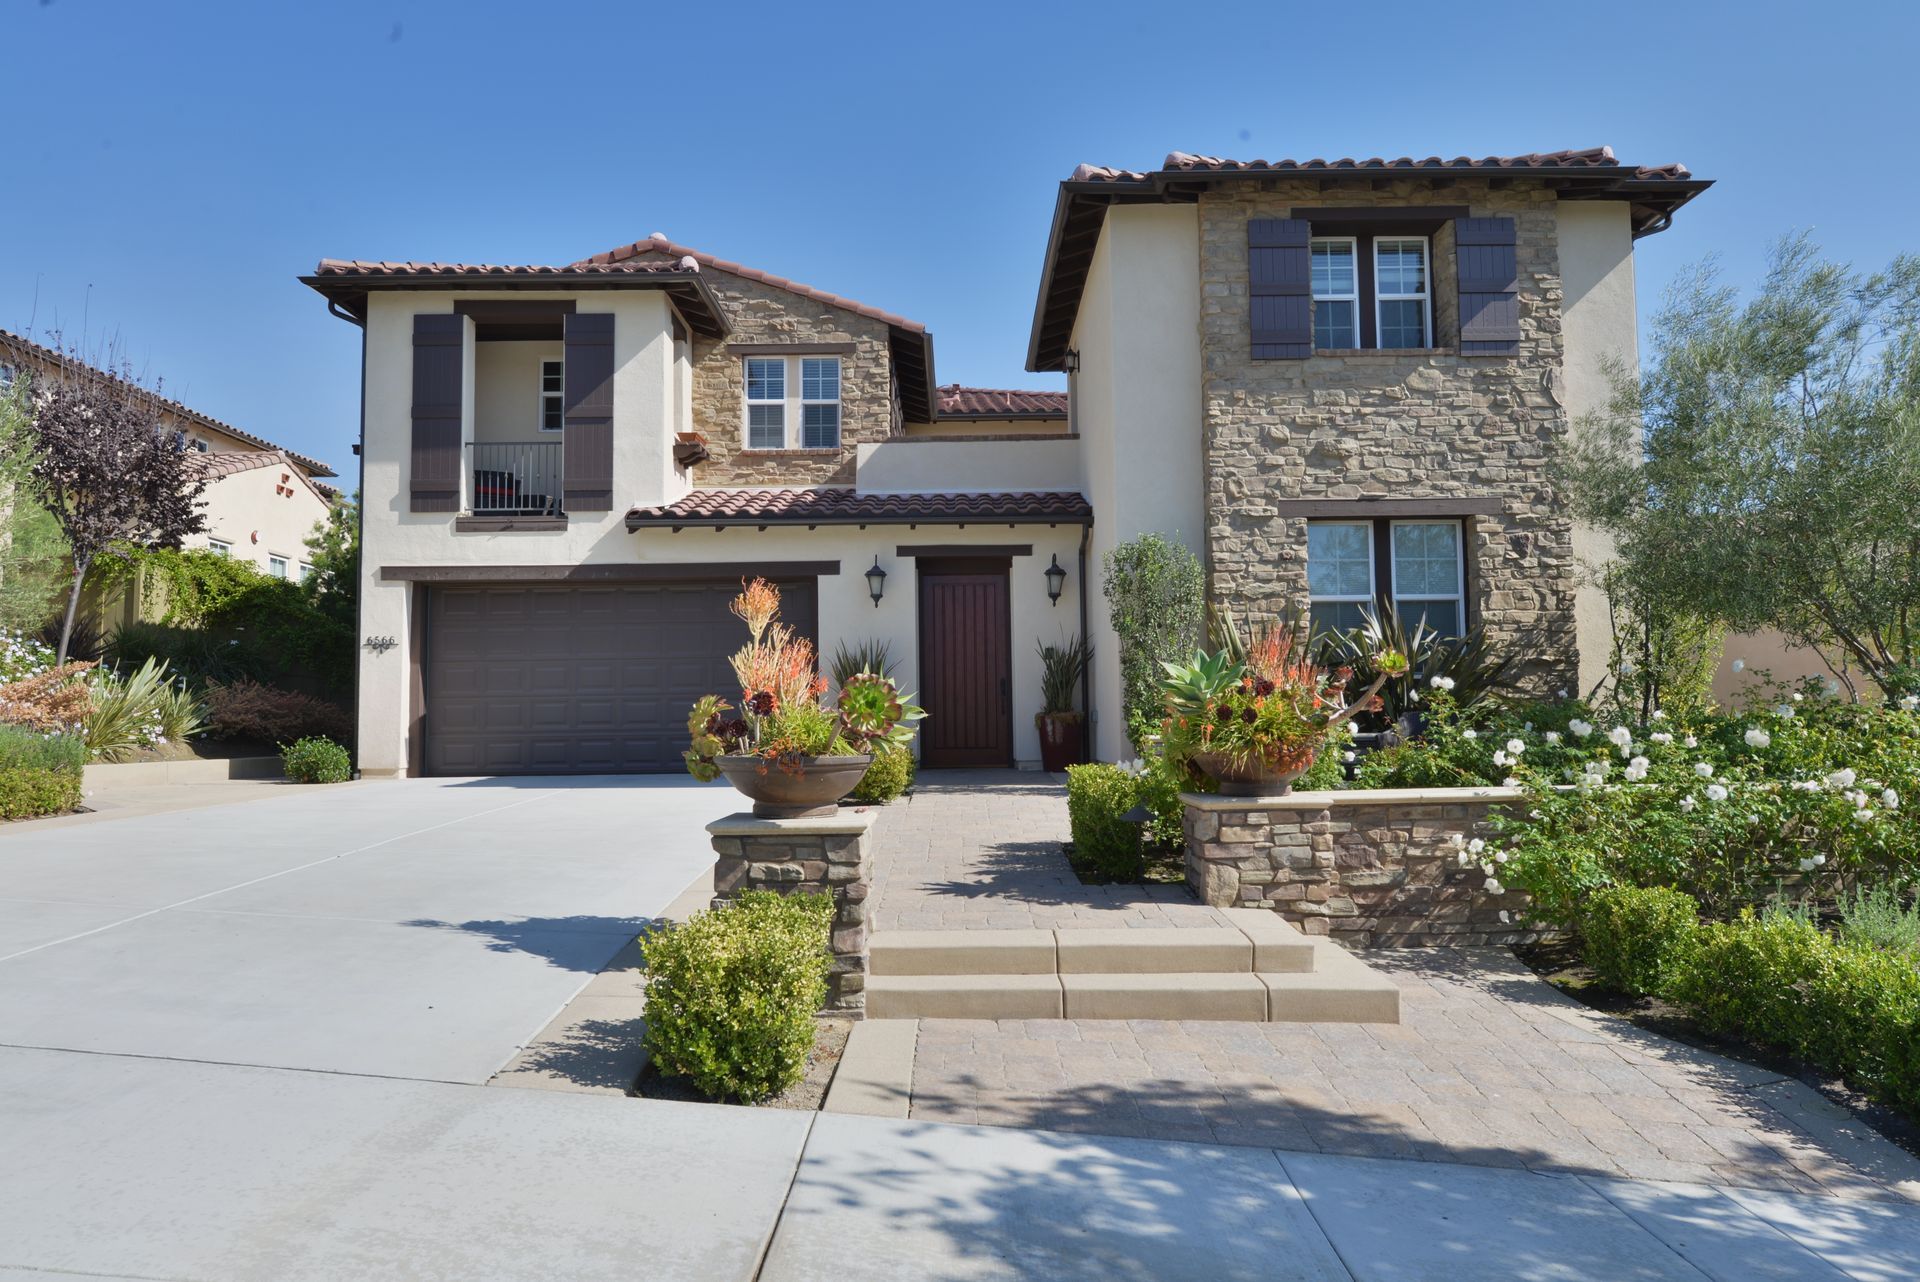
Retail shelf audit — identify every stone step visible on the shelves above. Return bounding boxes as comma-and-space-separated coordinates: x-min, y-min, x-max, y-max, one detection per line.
867, 910, 1316, 978
865, 940, 1400, 1024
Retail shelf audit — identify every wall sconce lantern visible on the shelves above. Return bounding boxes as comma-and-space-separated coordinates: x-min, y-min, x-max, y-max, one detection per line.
1062, 348, 1081, 374
1044, 553, 1067, 606
865, 556, 888, 608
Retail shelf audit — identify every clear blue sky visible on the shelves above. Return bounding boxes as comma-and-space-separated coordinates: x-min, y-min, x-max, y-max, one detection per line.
3, 0, 1912, 477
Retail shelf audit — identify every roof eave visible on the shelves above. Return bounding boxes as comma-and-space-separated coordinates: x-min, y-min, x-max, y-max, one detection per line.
299, 271, 732, 339
625, 510, 1094, 533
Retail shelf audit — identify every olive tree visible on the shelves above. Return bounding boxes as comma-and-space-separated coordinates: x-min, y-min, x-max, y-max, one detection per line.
23, 345, 207, 662
1102, 532, 1205, 747
1562, 236, 1920, 699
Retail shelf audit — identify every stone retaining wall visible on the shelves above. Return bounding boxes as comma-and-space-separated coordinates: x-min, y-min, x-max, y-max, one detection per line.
708, 811, 874, 1015
1181, 788, 1538, 948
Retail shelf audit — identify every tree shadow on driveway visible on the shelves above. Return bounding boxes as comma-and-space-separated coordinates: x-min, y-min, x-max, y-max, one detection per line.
401, 914, 654, 972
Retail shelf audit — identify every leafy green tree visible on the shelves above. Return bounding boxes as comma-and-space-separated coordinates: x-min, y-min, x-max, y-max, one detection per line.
1563, 236, 1920, 699
302, 489, 358, 630
0, 381, 69, 632
1102, 533, 1204, 748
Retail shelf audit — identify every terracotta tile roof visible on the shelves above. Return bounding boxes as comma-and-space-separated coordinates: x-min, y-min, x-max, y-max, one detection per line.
626, 488, 1092, 530
574, 233, 927, 333
1071, 146, 1692, 184
185, 448, 338, 505
309, 257, 701, 278
937, 385, 1068, 419
0, 329, 336, 478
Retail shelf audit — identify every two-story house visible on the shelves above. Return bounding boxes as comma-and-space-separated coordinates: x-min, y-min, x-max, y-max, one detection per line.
310, 146, 1708, 777
1, 329, 338, 592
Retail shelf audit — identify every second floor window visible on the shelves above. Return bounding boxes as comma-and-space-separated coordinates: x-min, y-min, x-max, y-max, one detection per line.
268, 555, 289, 580
539, 360, 564, 431
207, 538, 232, 557
744, 355, 842, 449
1310, 235, 1432, 351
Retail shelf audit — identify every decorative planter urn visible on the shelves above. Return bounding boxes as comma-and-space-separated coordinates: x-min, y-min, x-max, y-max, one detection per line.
1190, 749, 1315, 797
1034, 712, 1084, 773
714, 754, 873, 818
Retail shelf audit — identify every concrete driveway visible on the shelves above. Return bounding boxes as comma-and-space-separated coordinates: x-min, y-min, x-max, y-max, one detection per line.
0, 776, 731, 1082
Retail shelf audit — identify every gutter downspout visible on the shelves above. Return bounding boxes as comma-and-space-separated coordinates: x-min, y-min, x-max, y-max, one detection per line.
1078, 519, 1093, 763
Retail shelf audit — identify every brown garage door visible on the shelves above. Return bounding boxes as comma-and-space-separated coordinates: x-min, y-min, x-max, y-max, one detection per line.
423, 580, 817, 775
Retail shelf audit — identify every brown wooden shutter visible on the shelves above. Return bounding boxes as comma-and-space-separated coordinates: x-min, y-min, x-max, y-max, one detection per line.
562, 313, 615, 512
1249, 218, 1313, 359
1455, 217, 1520, 354
410, 314, 464, 513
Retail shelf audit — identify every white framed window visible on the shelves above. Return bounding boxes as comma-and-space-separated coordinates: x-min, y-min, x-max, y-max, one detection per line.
800, 357, 841, 449
745, 357, 787, 449
207, 538, 232, 557
298, 562, 315, 583
1374, 238, 1432, 349
538, 359, 564, 432
1389, 520, 1464, 637
1306, 521, 1375, 636
1310, 238, 1359, 350
268, 555, 289, 580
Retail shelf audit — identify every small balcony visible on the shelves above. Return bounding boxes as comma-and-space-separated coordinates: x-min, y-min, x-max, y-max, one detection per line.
469, 440, 563, 517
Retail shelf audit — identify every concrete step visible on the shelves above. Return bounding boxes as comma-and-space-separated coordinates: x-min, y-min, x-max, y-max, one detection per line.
864, 940, 1400, 1024
868, 911, 1315, 978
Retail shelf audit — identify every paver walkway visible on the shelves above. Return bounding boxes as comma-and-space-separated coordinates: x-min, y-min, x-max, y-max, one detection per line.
870, 770, 1221, 930
909, 948, 1920, 1203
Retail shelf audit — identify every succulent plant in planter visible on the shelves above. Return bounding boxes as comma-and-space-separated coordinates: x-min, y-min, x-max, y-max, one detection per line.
1160, 615, 1405, 796
684, 579, 923, 816
1034, 634, 1093, 772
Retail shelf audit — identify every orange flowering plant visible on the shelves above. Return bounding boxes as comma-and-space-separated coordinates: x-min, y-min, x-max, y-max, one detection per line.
684, 579, 922, 780
1159, 616, 1405, 789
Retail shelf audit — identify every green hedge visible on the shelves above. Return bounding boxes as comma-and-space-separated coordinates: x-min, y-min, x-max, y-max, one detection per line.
0, 726, 85, 820
282, 736, 352, 784
1065, 763, 1141, 878
850, 746, 914, 805
1579, 885, 1699, 996
640, 890, 834, 1102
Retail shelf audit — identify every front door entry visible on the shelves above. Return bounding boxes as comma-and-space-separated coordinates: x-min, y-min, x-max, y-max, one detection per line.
917, 559, 1012, 768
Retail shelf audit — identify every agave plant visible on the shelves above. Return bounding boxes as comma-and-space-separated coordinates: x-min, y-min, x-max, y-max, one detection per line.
1315, 601, 1517, 724
1158, 649, 1244, 720
830, 638, 895, 689
1036, 635, 1093, 717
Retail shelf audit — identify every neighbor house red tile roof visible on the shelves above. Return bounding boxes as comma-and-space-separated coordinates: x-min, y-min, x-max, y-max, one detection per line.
309, 257, 702, 279
626, 488, 1092, 530
1029, 145, 1711, 372
937, 385, 1069, 419
185, 448, 337, 505
1071, 146, 1692, 184
0, 329, 335, 478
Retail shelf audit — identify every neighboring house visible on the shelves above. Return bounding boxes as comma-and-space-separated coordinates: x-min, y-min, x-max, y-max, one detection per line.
0, 329, 338, 589
311, 146, 1710, 776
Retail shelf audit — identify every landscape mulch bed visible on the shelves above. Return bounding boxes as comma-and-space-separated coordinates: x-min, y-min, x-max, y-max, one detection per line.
632, 1017, 850, 1111
1514, 937, 1920, 1161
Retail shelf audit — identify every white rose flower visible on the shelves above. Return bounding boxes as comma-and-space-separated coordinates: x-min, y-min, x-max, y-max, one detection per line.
1853, 809, 1875, 823
1457, 851, 1472, 866
1503, 776, 1521, 787
1343, 751, 1356, 763
1798, 857, 1817, 872
1495, 850, 1510, 864
1544, 731, 1562, 745
1744, 728, 1771, 749
1609, 726, 1633, 748
1694, 762, 1714, 778
1685, 735, 1699, 748
1484, 878, 1505, 896
1506, 738, 1525, 755
1776, 705, 1796, 720
1493, 751, 1510, 767
1679, 794, 1698, 813
1705, 783, 1729, 803
1650, 732, 1674, 745
1793, 693, 1804, 702
1883, 789, 1900, 810
1468, 838, 1486, 855
1449, 832, 1468, 850
1568, 720, 1594, 739
1461, 729, 1478, 740
1652, 709, 1668, 721
1901, 695, 1919, 712
1828, 768, 1857, 789
1814, 854, 1827, 866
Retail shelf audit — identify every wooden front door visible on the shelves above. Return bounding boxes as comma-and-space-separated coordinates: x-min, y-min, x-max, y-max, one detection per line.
917, 559, 1012, 768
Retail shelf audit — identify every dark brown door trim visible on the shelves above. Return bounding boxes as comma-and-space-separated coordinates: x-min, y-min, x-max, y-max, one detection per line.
381, 561, 841, 583
896, 543, 1032, 559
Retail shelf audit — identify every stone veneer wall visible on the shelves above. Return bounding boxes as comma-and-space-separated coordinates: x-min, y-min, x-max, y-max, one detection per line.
1181, 788, 1538, 948
1198, 179, 1578, 693
709, 812, 873, 1014
619, 252, 897, 488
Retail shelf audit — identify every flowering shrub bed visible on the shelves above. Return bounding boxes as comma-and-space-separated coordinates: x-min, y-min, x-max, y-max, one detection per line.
0, 724, 86, 820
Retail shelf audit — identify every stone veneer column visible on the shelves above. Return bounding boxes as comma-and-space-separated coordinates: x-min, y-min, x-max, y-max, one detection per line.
1182, 787, 1537, 947
706, 811, 874, 1015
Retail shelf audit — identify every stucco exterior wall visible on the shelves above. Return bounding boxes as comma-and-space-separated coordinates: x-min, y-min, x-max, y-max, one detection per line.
1557, 201, 1639, 697
853, 438, 1082, 494
188, 466, 332, 578
473, 340, 563, 443
1195, 179, 1578, 695
1071, 203, 1207, 759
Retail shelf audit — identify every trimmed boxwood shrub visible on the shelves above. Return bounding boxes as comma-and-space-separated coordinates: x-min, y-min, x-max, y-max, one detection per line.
641, 890, 834, 1102
1579, 885, 1700, 996
850, 745, 914, 805
0, 725, 85, 819
281, 736, 352, 784
1065, 763, 1140, 878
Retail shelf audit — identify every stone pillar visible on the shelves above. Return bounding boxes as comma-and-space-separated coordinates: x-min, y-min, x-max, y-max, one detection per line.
706, 811, 874, 1016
